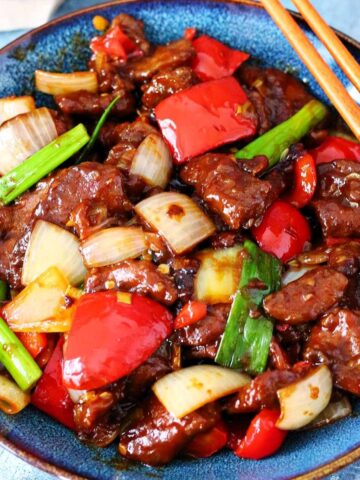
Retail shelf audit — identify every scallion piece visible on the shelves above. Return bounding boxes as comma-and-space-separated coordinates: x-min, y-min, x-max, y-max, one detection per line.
215, 240, 282, 373
0, 124, 90, 205
0, 280, 8, 301
236, 100, 328, 167
0, 317, 42, 390
76, 95, 120, 164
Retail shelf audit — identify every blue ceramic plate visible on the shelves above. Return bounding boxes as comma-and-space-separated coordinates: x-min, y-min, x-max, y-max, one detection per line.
0, 1, 360, 478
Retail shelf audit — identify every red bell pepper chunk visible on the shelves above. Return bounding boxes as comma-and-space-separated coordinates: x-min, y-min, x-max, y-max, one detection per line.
90, 25, 141, 60
174, 300, 207, 330
233, 409, 287, 460
155, 76, 257, 163
192, 35, 249, 81
252, 200, 311, 263
185, 420, 229, 458
310, 135, 360, 164
17, 332, 48, 359
184, 27, 197, 41
63, 292, 173, 390
282, 152, 317, 208
31, 338, 76, 430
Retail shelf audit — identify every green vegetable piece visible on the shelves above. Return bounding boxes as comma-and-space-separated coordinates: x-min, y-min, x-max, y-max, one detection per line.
0, 318, 42, 391
0, 280, 8, 301
236, 100, 328, 167
76, 95, 121, 164
0, 124, 89, 205
215, 240, 282, 373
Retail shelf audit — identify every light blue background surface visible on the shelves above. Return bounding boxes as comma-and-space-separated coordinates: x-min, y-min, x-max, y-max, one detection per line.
0, 0, 359, 478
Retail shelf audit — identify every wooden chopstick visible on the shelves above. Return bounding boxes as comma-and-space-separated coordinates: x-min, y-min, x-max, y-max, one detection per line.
260, 0, 360, 141
292, 0, 360, 92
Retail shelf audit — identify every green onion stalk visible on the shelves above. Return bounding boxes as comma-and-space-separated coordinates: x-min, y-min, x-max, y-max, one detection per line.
0, 318, 42, 391
0, 124, 90, 205
215, 240, 282, 374
76, 95, 121, 164
236, 99, 328, 168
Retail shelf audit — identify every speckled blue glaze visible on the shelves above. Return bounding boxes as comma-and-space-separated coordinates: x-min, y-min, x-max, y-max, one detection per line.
0, 1, 360, 479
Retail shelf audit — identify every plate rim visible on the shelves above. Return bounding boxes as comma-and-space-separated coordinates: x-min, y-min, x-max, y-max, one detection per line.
0, 0, 360, 478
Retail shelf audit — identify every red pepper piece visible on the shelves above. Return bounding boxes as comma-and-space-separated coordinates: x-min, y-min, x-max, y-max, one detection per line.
174, 300, 207, 330
252, 200, 311, 263
185, 420, 229, 458
184, 27, 197, 41
155, 76, 256, 163
282, 152, 317, 208
233, 409, 287, 460
310, 135, 360, 164
31, 338, 76, 430
16, 332, 48, 359
90, 25, 141, 60
63, 292, 173, 390
192, 35, 249, 81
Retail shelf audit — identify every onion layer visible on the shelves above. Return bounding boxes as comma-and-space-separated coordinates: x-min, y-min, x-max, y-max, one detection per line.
135, 192, 215, 254
304, 396, 352, 430
35, 70, 98, 95
22, 220, 86, 286
4, 267, 71, 333
0, 375, 30, 414
130, 134, 172, 188
0, 96, 35, 125
80, 227, 147, 268
0, 108, 58, 175
276, 365, 332, 430
152, 365, 250, 418
194, 245, 243, 304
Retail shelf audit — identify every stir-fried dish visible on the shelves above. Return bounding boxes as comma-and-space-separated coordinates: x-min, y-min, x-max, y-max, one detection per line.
1, 14, 360, 466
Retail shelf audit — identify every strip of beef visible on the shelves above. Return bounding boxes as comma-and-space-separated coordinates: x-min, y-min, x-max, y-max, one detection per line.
226, 368, 308, 413
316, 159, 360, 204
312, 160, 360, 237
263, 267, 348, 324
74, 344, 172, 445
126, 39, 195, 82
119, 395, 220, 465
238, 65, 313, 134
84, 259, 178, 305
174, 304, 229, 347
89, 52, 135, 93
181, 154, 276, 229
103, 118, 158, 170
237, 155, 269, 176
275, 324, 312, 364
0, 162, 131, 288
304, 308, 360, 396
169, 257, 200, 304
328, 241, 360, 276
185, 341, 219, 361
312, 200, 360, 238
141, 66, 198, 108
55, 90, 136, 118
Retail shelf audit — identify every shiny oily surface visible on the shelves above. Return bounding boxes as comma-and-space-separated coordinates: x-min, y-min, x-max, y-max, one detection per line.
0, 1, 360, 479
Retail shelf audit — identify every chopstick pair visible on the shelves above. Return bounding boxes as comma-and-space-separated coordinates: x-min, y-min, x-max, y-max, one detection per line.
260, 0, 360, 141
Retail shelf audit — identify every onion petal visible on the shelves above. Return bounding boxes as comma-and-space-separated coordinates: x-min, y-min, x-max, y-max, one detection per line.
130, 133, 172, 188
0, 375, 30, 414
276, 365, 332, 430
22, 220, 86, 286
135, 192, 215, 254
304, 395, 352, 430
194, 245, 243, 304
0, 96, 35, 126
80, 227, 147, 268
0, 108, 58, 175
4, 267, 71, 333
35, 70, 98, 95
152, 364, 250, 418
